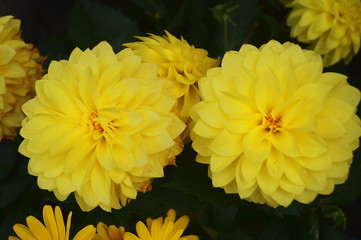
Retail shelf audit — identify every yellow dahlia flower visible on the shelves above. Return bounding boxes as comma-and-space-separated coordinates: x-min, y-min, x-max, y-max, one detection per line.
8, 205, 95, 240
285, 0, 361, 67
124, 31, 219, 123
123, 209, 199, 240
92, 222, 125, 240
0, 15, 44, 140
190, 40, 361, 207
19, 41, 185, 211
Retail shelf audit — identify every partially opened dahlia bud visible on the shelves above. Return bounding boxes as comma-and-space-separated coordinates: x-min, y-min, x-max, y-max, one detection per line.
190, 40, 361, 207
0, 15, 45, 140
124, 31, 219, 126
285, 0, 361, 67
19, 41, 185, 212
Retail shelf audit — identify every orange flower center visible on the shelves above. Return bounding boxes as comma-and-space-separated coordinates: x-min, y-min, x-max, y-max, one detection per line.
264, 115, 281, 133
89, 112, 104, 131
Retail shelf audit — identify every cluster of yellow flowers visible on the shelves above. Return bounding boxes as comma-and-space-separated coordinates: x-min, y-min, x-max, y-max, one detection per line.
2, 1, 361, 236
9, 205, 198, 240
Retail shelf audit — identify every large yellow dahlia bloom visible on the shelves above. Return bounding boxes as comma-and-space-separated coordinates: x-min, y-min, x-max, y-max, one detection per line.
0, 15, 44, 140
285, 0, 361, 67
124, 31, 219, 123
190, 40, 361, 207
8, 205, 95, 240
123, 209, 199, 240
19, 41, 185, 211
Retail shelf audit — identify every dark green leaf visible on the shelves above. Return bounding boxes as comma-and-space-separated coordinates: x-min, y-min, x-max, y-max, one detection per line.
319, 220, 354, 240
69, 0, 140, 51
258, 216, 288, 240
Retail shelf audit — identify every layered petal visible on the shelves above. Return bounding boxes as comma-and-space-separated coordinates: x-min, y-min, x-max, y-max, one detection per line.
19, 41, 185, 211
190, 40, 361, 207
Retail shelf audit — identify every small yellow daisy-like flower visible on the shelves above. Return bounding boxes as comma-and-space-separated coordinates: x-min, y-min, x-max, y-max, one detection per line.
0, 15, 45, 141
190, 40, 361, 207
92, 222, 125, 240
19, 41, 185, 212
124, 31, 219, 123
285, 0, 361, 67
8, 205, 95, 240
123, 209, 199, 240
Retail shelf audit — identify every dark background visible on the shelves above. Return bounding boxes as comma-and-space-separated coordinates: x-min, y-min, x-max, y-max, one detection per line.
0, 0, 361, 239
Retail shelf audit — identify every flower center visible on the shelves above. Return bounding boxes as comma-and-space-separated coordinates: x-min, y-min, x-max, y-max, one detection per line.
89, 112, 104, 131
82, 111, 113, 135
264, 115, 281, 133
335, 0, 361, 25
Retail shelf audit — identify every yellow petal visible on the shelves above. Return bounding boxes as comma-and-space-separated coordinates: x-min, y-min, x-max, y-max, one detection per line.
243, 126, 271, 164
218, 92, 257, 117
292, 132, 327, 158
294, 189, 318, 204
266, 148, 285, 179
298, 155, 331, 171
123, 233, 141, 240
90, 164, 111, 205
96, 138, 115, 169
43, 205, 59, 239
269, 129, 299, 157
279, 176, 304, 195
256, 166, 278, 195
328, 162, 350, 179
255, 69, 283, 115
0, 44, 16, 65
212, 160, 237, 187
319, 98, 355, 123
209, 129, 243, 157
197, 102, 224, 128
26, 216, 52, 240
55, 206, 68, 240
0, 61, 25, 78
135, 222, 152, 240
192, 119, 221, 138
304, 171, 327, 191
294, 61, 323, 86
13, 224, 37, 240
240, 154, 263, 182
73, 225, 96, 240
269, 188, 294, 207
298, 9, 317, 27
210, 154, 238, 173
284, 159, 305, 185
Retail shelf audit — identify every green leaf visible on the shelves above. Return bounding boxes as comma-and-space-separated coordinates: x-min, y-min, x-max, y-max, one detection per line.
319, 220, 354, 240
258, 215, 311, 240
69, 0, 140, 51
258, 216, 288, 240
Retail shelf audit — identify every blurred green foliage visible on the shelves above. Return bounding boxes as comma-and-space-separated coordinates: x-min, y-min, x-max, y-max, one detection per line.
0, 0, 361, 239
